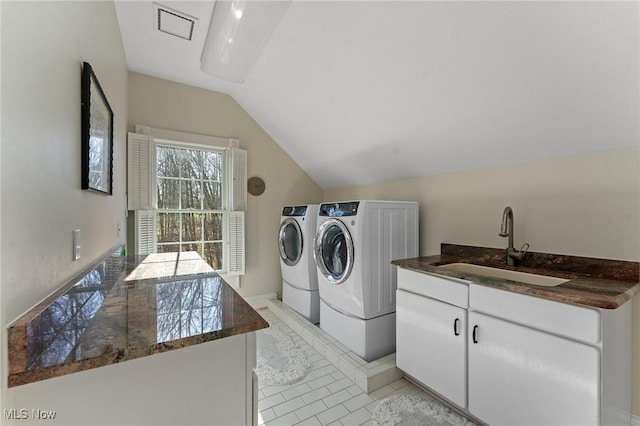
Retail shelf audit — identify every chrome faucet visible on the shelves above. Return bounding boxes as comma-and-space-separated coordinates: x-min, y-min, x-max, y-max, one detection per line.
499, 206, 529, 266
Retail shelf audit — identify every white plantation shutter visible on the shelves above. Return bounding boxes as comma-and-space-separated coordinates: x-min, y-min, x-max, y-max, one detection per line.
135, 210, 156, 255
227, 148, 247, 276
230, 148, 247, 211
227, 211, 245, 275
127, 132, 153, 210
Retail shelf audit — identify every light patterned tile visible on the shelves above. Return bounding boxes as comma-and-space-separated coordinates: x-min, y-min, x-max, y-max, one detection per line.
325, 348, 342, 367
262, 384, 293, 397
282, 383, 313, 401
321, 389, 352, 408
343, 393, 374, 413
317, 404, 350, 425
331, 371, 346, 381
312, 358, 331, 370
327, 377, 353, 393
265, 411, 299, 426
307, 353, 324, 364
295, 415, 323, 426
389, 378, 409, 390
345, 384, 363, 397
312, 364, 337, 378
368, 384, 396, 400
307, 374, 337, 390
313, 339, 328, 357
258, 408, 276, 425
294, 400, 329, 422
301, 387, 332, 405
367, 370, 389, 392
260, 305, 400, 426
339, 407, 372, 426
259, 393, 286, 411
387, 367, 403, 383
273, 397, 307, 418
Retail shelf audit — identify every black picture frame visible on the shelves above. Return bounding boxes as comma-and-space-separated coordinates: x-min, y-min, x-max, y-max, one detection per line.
81, 62, 113, 195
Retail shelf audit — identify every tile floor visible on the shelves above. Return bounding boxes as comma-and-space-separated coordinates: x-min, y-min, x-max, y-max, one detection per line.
256, 308, 430, 426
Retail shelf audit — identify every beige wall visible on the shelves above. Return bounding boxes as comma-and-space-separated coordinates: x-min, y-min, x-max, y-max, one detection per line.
127, 72, 324, 299
1, 0, 128, 415
325, 147, 640, 414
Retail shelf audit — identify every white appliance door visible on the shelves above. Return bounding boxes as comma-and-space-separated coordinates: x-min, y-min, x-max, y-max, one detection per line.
279, 218, 303, 266
314, 219, 354, 284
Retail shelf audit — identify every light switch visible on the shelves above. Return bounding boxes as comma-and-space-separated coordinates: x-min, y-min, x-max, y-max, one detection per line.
73, 229, 81, 261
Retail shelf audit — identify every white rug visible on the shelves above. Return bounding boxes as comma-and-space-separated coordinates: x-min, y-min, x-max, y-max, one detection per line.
256, 325, 311, 386
373, 394, 476, 426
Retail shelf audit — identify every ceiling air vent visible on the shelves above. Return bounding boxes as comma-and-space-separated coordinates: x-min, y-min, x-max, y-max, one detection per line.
154, 3, 196, 41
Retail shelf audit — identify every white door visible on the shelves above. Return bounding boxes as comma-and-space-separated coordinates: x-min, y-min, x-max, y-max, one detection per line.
396, 289, 467, 407
279, 218, 303, 266
468, 311, 600, 426
314, 219, 354, 284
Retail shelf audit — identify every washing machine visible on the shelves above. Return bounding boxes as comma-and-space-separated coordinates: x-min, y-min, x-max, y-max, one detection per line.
279, 205, 320, 323
314, 200, 419, 361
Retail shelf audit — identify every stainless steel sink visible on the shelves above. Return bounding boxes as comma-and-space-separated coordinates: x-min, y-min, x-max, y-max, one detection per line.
437, 263, 569, 287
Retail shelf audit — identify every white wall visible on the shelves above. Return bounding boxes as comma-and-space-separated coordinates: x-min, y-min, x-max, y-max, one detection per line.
325, 147, 640, 414
127, 72, 324, 299
1, 0, 128, 414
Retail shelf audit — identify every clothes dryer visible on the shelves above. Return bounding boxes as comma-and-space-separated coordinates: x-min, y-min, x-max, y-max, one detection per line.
279, 205, 320, 323
314, 200, 418, 361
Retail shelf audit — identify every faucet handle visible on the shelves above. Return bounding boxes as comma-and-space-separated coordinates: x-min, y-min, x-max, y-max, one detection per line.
508, 243, 530, 262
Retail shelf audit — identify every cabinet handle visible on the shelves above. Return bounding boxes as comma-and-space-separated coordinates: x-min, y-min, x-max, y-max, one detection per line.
472, 325, 479, 344
453, 318, 460, 336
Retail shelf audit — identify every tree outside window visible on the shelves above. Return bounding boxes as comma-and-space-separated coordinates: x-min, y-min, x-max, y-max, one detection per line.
156, 145, 224, 270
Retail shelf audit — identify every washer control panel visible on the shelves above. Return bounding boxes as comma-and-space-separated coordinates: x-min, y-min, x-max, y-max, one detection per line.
319, 202, 360, 217
282, 206, 308, 217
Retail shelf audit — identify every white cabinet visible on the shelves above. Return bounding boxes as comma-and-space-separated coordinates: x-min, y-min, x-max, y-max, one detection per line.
7, 333, 258, 426
468, 311, 599, 426
396, 268, 469, 407
397, 289, 467, 407
395, 268, 632, 426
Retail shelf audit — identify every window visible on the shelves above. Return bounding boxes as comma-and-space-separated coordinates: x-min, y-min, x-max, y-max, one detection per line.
155, 144, 225, 270
127, 128, 246, 276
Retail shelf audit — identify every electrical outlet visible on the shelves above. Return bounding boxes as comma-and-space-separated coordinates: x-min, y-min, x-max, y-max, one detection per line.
73, 229, 81, 261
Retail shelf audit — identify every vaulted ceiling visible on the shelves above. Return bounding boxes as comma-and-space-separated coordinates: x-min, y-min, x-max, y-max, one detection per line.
115, 1, 639, 189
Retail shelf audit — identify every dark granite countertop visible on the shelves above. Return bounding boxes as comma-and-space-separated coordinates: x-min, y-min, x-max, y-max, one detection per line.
392, 244, 640, 310
7, 250, 268, 388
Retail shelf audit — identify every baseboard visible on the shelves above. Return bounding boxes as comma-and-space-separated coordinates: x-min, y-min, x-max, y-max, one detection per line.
632, 413, 640, 426
243, 292, 278, 309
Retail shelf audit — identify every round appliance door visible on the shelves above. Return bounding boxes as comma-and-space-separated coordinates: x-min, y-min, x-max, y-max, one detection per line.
279, 218, 303, 266
314, 219, 354, 284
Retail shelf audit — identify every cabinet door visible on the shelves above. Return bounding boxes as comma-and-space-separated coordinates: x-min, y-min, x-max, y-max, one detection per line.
468, 311, 599, 426
396, 289, 467, 407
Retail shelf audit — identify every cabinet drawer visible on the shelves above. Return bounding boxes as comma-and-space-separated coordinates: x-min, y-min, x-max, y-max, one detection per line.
397, 268, 469, 308
470, 284, 601, 344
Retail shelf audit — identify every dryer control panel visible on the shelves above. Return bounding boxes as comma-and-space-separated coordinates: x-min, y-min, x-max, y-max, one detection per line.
319, 202, 360, 217
282, 206, 308, 216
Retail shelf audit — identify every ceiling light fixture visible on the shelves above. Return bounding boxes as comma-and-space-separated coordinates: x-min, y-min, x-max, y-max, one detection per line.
200, 0, 291, 83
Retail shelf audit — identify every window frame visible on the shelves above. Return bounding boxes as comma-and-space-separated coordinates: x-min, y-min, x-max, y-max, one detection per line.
154, 139, 228, 272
